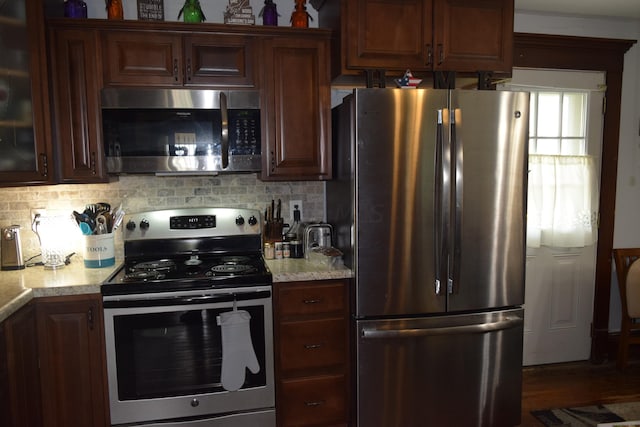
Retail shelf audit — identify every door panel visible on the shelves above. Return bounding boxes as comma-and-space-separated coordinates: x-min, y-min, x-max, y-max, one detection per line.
354, 89, 449, 317
356, 309, 523, 427
499, 68, 605, 365
448, 90, 528, 312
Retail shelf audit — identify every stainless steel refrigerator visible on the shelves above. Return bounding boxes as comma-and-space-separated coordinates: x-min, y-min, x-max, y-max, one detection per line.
326, 88, 529, 427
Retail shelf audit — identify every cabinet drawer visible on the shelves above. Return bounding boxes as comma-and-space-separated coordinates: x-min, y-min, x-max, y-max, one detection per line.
277, 282, 345, 317
279, 318, 345, 372
279, 374, 347, 427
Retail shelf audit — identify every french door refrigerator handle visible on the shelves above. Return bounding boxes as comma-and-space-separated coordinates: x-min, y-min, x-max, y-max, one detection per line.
436, 108, 451, 296
220, 91, 229, 169
449, 108, 462, 295
361, 316, 523, 339
434, 109, 446, 295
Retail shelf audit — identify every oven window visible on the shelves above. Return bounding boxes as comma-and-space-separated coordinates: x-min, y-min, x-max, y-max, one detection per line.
112, 305, 267, 400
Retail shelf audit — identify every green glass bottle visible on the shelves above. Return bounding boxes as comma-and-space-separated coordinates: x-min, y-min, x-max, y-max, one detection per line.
178, 0, 205, 23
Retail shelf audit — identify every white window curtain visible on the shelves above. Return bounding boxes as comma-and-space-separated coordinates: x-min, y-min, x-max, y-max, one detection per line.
527, 154, 599, 248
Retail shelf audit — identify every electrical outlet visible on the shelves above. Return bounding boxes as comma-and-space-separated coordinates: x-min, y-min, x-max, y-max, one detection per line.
30, 208, 46, 233
30, 208, 46, 223
289, 200, 303, 221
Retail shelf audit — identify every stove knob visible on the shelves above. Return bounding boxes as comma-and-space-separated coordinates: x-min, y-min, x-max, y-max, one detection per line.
126, 220, 136, 231
140, 219, 150, 230
248, 215, 258, 226
235, 215, 245, 226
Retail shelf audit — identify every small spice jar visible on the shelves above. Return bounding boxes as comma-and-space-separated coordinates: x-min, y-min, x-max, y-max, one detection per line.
282, 242, 291, 258
264, 242, 275, 260
274, 242, 283, 259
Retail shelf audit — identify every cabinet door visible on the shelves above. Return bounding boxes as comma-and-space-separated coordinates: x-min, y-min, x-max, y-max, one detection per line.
433, 0, 513, 72
102, 30, 183, 86
345, 0, 433, 71
0, 0, 55, 185
49, 27, 107, 182
3, 303, 41, 427
36, 295, 109, 427
184, 34, 257, 87
262, 35, 331, 181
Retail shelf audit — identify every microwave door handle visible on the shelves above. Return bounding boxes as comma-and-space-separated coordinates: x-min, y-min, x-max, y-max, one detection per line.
220, 92, 229, 169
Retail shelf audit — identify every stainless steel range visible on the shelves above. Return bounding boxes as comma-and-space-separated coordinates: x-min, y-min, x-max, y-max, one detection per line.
102, 207, 274, 427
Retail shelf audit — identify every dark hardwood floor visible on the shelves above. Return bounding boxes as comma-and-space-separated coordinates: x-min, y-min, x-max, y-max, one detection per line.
519, 359, 640, 426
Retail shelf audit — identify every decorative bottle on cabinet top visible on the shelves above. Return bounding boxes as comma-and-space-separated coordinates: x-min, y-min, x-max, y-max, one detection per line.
290, 0, 311, 28
64, 0, 87, 18
260, 0, 279, 26
106, 0, 124, 20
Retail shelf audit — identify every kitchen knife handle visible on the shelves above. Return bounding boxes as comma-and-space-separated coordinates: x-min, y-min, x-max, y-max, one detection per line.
220, 92, 229, 169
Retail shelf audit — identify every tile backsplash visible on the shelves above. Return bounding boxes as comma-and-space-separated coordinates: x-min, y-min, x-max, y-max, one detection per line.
0, 175, 325, 259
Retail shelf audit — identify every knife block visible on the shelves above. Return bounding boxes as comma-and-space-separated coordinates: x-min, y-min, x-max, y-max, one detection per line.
264, 219, 283, 243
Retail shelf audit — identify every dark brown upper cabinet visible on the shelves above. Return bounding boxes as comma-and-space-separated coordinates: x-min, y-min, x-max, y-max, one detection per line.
314, 0, 514, 78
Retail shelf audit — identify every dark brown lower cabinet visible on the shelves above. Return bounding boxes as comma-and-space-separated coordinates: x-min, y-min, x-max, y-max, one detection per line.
274, 280, 351, 427
36, 294, 110, 427
2, 302, 42, 427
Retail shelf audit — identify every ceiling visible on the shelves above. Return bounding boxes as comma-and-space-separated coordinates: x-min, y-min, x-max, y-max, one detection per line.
515, 0, 640, 19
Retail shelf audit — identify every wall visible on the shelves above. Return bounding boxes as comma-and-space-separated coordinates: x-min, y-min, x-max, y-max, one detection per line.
0, 176, 325, 260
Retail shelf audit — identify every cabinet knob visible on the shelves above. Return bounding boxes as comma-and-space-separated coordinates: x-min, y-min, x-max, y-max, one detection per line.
304, 400, 325, 407
426, 44, 432, 66
173, 59, 179, 82
186, 58, 192, 81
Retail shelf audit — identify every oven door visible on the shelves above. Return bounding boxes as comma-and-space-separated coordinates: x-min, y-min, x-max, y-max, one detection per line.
103, 286, 274, 426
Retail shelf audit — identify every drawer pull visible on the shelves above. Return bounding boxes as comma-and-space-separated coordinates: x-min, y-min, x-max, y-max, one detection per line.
304, 343, 322, 350
303, 298, 321, 304
304, 400, 325, 407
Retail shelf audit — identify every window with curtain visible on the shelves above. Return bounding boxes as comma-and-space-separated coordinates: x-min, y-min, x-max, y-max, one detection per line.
526, 90, 599, 248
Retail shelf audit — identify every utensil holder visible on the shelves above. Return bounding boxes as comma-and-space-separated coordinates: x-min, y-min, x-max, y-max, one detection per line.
83, 233, 115, 268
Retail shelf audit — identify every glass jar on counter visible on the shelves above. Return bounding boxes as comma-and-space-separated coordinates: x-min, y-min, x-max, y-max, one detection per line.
289, 240, 304, 258
264, 242, 275, 260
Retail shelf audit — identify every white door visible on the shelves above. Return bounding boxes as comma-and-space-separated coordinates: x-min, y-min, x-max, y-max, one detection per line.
500, 69, 605, 365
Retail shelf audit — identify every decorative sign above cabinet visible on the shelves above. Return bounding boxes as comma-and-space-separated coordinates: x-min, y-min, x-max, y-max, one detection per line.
137, 0, 164, 21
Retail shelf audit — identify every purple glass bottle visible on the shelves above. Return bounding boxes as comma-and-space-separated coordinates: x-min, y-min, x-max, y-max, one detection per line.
64, 0, 88, 18
261, 0, 278, 26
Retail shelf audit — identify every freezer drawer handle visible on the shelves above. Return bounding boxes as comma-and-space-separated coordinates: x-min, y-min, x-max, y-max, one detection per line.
361, 316, 522, 339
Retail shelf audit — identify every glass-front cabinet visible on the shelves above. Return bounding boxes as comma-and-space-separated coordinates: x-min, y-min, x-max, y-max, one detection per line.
0, 0, 53, 185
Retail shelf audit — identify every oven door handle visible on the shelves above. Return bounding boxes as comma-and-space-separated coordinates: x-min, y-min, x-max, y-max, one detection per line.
103, 290, 271, 309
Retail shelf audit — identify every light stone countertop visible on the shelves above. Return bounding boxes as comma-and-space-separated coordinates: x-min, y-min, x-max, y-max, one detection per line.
266, 258, 352, 282
0, 257, 352, 323
0, 258, 121, 323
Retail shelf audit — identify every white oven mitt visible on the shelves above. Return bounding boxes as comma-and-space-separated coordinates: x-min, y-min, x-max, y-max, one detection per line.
217, 309, 260, 391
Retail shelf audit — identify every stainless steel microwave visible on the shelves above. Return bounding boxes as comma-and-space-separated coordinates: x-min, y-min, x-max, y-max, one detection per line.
101, 88, 262, 175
